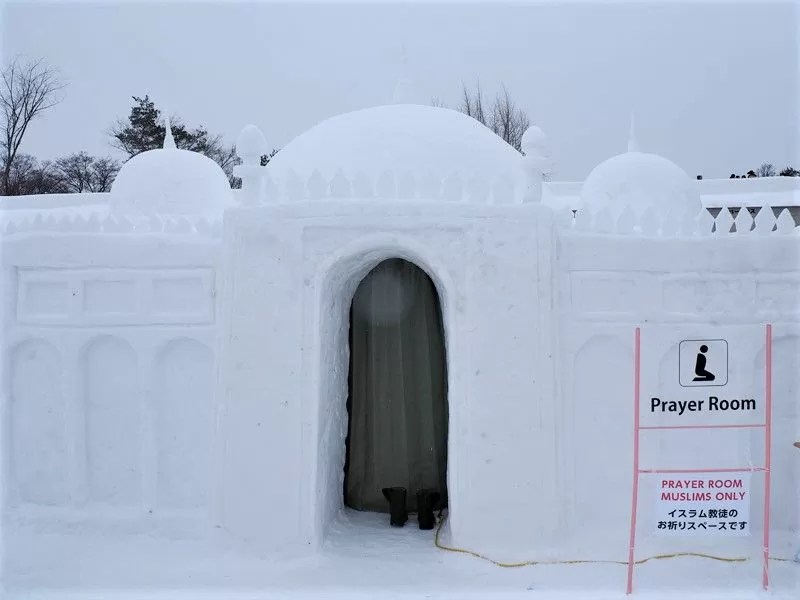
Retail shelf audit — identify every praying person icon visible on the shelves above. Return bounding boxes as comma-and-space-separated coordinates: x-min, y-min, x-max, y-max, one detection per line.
692, 345, 715, 382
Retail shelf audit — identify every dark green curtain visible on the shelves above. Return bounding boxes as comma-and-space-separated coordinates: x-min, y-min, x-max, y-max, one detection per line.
344, 259, 448, 512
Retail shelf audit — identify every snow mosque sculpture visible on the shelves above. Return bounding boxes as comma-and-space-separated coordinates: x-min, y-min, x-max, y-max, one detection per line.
1, 97, 798, 587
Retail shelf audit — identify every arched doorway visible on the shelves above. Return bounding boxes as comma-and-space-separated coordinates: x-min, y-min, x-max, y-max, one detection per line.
343, 258, 448, 515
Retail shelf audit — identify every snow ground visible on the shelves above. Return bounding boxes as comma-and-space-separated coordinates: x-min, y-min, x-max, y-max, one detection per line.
3, 510, 798, 599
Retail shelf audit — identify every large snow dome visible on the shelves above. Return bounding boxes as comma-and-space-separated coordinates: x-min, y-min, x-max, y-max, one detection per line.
581, 150, 700, 216
266, 104, 522, 196
111, 147, 232, 218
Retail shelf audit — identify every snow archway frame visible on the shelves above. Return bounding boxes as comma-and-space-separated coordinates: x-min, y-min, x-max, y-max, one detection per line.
307, 233, 461, 542
218, 202, 555, 559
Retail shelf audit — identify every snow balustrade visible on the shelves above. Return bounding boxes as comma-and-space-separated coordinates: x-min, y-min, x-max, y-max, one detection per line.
0, 212, 223, 236
561, 203, 798, 236
240, 168, 528, 204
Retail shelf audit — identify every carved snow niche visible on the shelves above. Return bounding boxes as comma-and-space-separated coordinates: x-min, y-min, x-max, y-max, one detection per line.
11, 340, 69, 505
155, 339, 214, 509
84, 337, 141, 505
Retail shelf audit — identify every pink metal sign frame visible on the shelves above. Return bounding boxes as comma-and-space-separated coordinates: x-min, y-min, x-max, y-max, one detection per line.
625, 324, 773, 594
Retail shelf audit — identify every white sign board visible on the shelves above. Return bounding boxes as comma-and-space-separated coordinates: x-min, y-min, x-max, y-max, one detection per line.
640, 325, 765, 428
655, 473, 752, 536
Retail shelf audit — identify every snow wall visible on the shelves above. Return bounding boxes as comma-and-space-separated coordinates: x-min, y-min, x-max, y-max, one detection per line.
558, 214, 800, 563
1, 197, 798, 564
1, 212, 221, 537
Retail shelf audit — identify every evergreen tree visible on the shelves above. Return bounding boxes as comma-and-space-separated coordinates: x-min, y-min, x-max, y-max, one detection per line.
109, 95, 242, 185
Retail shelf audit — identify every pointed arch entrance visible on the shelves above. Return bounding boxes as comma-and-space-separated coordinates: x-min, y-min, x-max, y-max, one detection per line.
343, 258, 448, 514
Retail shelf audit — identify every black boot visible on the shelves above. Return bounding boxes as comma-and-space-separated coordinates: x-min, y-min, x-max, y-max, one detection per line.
381, 487, 408, 527
416, 489, 441, 530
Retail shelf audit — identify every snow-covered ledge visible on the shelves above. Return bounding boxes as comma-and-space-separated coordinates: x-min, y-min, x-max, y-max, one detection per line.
216, 200, 559, 560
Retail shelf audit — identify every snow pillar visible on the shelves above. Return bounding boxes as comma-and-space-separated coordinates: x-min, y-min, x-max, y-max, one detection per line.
234, 124, 268, 206
521, 126, 552, 204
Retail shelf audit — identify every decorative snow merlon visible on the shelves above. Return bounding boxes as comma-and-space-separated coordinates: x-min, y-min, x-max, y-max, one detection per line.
0, 213, 223, 237
249, 169, 522, 204
561, 205, 798, 237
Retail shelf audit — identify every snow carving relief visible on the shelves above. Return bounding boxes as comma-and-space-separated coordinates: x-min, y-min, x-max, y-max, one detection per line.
11, 339, 69, 505
16, 269, 214, 325
83, 336, 141, 505
571, 335, 632, 545
570, 274, 639, 313
155, 339, 214, 509
662, 278, 751, 315
18, 279, 70, 321
83, 279, 138, 315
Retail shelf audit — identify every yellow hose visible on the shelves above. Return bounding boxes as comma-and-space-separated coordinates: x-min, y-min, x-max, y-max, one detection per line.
433, 514, 794, 567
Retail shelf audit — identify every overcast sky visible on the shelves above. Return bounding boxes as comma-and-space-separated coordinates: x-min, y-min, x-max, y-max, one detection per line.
2, 0, 798, 180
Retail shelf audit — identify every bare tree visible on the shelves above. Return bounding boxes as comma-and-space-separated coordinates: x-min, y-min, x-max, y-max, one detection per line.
54, 152, 93, 192
53, 152, 120, 192
91, 157, 120, 192
3, 153, 63, 195
459, 82, 487, 127
458, 83, 530, 151
0, 57, 64, 194
4, 153, 39, 195
756, 162, 776, 177
27, 160, 62, 194
3, 151, 119, 195
490, 87, 530, 152
206, 141, 240, 186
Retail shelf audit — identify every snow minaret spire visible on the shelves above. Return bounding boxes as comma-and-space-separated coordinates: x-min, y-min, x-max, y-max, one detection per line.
392, 43, 417, 105
627, 112, 640, 153
163, 112, 177, 150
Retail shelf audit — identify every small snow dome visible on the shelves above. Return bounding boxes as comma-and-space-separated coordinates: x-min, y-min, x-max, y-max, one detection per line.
581, 120, 700, 216
265, 104, 522, 199
521, 125, 547, 153
236, 124, 268, 166
111, 120, 232, 218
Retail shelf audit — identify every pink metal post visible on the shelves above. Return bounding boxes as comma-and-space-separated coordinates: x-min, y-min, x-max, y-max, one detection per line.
639, 467, 767, 474
639, 423, 766, 431
626, 327, 641, 595
762, 324, 772, 590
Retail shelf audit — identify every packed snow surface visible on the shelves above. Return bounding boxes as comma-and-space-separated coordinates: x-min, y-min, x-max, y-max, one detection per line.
3, 510, 797, 599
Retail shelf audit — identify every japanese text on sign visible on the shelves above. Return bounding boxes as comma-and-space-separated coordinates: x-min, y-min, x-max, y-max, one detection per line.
655, 474, 751, 536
